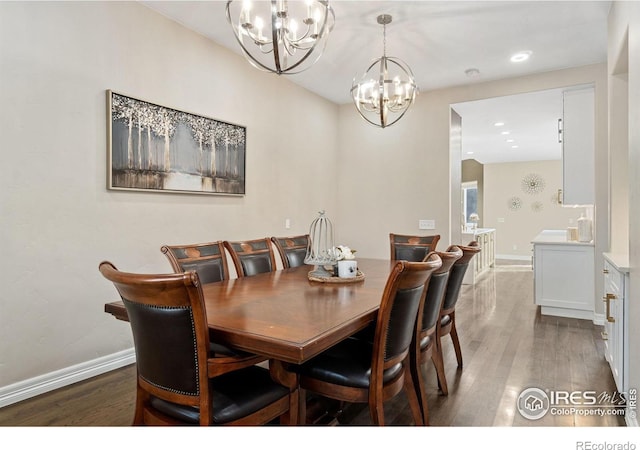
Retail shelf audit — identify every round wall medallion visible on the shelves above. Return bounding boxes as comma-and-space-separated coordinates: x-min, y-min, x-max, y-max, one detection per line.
521, 173, 545, 195
508, 196, 522, 211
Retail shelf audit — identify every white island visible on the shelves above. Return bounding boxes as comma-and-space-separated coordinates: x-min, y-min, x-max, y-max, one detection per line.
531, 229, 594, 320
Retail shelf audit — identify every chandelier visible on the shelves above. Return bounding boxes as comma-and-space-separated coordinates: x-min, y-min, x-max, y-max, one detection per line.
225, 0, 335, 75
351, 14, 418, 128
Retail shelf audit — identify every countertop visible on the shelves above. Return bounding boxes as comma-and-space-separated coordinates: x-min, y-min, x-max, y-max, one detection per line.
462, 227, 495, 235
603, 252, 630, 273
531, 229, 594, 246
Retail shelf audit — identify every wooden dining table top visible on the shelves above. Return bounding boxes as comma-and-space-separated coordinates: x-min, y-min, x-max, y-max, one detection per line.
104, 258, 395, 364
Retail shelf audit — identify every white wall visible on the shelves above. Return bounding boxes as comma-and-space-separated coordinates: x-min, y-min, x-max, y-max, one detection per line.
0, 1, 338, 389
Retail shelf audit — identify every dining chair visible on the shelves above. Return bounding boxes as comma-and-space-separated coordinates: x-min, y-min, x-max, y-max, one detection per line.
389, 233, 441, 261
293, 255, 442, 425
435, 241, 481, 395
160, 241, 229, 284
223, 238, 277, 277
161, 240, 268, 364
271, 235, 310, 269
409, 246, 462, 425
99, 261, 298, 425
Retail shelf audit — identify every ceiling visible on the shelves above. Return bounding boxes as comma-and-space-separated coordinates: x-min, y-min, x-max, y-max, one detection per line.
141, 0, 611, 163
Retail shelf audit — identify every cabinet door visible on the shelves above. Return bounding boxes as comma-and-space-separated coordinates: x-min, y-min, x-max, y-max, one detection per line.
603, 261, 624, 392
562, 87, 595, 205
534, 244, 594, 311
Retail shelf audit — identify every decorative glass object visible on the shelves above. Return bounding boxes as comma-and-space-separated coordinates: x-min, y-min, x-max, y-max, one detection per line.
304, 210, 336, 277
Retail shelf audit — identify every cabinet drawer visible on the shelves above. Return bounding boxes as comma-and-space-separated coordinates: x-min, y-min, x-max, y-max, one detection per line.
604, 261, 623, 296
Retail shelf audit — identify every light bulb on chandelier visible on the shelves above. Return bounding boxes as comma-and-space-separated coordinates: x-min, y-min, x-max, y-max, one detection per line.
226, 0, 335, 75
351, 14, 418, 128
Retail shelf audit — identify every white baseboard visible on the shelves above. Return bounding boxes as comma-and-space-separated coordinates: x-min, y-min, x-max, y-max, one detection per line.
0, 348, 135, 408
495, 254, 532, 262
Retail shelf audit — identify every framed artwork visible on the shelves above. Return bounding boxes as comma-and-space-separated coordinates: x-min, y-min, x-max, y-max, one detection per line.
107, 90, 246, 195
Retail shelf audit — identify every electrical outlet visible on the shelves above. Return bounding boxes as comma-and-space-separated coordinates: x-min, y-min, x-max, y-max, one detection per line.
285, 218, 291, 229
419, 219, 435, 230
497, 217, 505, 223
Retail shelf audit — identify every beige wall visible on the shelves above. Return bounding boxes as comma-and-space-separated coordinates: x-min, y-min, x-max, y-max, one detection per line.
0, 0, 617, 402
484, 160, 589, 259
608, 1, 640, 418
0, 2, 338, 389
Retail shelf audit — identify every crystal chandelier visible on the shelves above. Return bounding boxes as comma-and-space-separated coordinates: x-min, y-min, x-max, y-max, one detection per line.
226, 0, 335, 75
351, 14, 418, 128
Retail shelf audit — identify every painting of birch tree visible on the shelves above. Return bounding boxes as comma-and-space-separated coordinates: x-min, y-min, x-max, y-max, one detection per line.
108, 91, 246, 195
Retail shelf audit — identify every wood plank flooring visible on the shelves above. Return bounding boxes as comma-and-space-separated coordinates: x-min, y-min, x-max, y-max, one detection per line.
0, 261, 625, 427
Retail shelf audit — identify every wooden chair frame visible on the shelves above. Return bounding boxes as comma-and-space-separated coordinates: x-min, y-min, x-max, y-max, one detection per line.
389, 233, 441, 261
271, 235, 310, 269
223, 238, 278, 278
160, 241, 229, 284
99, 261, 297, 426
409, 247, 462, 425
433, 241, 481, 396
297, 255, 442, 425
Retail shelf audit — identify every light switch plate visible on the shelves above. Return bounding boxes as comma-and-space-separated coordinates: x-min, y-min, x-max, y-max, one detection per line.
419, 219, 435, 230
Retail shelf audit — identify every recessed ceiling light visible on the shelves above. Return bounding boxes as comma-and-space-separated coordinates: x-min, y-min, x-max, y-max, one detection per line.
466, 151, 474, 155
501, 131, 510, 135
494, 122, 505, 127
511, 145, 519, 149
506, 139, 515, 143
510, 51, 532, 63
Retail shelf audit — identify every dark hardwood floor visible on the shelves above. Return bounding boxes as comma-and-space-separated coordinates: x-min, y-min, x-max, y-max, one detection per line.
0, 260, 626, 427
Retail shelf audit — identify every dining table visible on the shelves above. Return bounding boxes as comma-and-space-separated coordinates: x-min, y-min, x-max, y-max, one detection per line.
104, 258, 394, 365
104, 257, 398, 424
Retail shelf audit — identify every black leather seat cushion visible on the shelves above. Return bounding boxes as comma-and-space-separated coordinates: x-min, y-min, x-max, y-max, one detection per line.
149, 365, 288, 425
296, 337, 402, 389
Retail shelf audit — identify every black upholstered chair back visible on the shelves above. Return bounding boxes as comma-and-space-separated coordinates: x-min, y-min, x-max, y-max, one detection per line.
389, 233, 441, 261
161, 241, 229, 284
124, 298, 200, 396
224, 238, 277, 277
98, 261, 211, 421
421, 247, 463, 333
374, 255, 442, 367
271, 235, 310, 269
441, 243, 481, 313
421, 272, 449, 333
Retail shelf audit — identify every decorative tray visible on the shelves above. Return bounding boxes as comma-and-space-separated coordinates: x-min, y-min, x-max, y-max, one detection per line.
308, 270, 365, 283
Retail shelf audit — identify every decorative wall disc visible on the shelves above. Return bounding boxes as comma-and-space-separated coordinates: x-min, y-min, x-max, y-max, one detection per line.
531, 201, 543, 212
521, 173, 546, 195
508, 196, 522, 211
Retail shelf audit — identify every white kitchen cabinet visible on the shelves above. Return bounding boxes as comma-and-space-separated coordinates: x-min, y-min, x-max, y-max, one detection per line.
602, 253, 629, 396
561, 86, 595, 206
532, 230, 594, 320
462, 228, 495, 284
